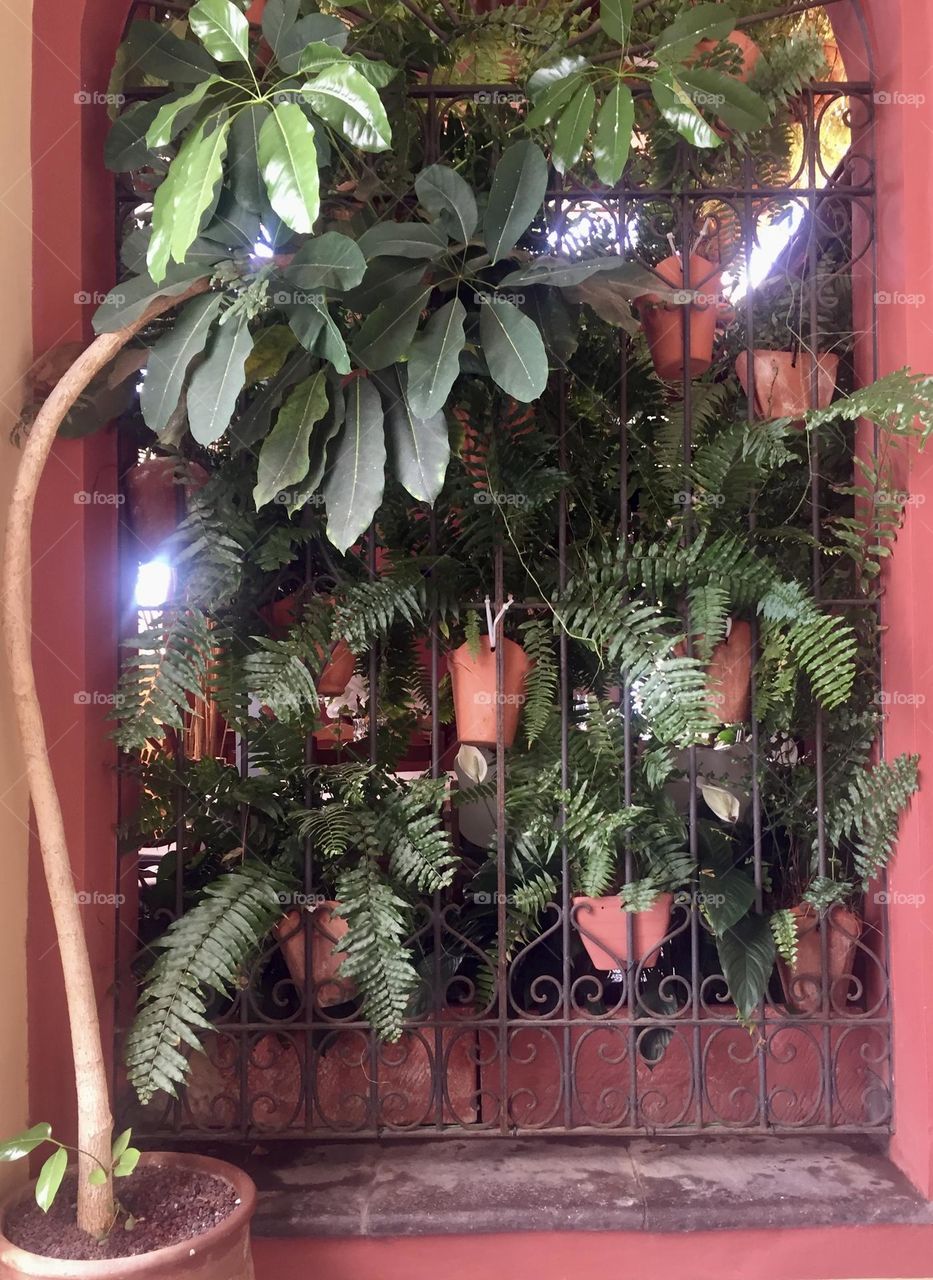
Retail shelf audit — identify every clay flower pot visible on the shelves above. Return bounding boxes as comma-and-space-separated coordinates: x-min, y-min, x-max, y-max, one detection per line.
0, 1152, 255, 1278
694, 30, 761, 83
705, 620, 752, 724
274, 902, 357, 1008
449, 636, 532, 748
260, 592, 356, 696
779, 902, 862, 1015
125, 458, 208, 552
573, 893, 674, 970
635, 254, 722, 382
736, 350, 840, 423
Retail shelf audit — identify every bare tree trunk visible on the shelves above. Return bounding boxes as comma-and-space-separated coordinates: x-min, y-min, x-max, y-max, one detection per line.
1, 279, 208, 1236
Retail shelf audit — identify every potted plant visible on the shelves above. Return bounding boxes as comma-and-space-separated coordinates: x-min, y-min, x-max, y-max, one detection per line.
449, 627, 533, 748
736, 347, 840, 421
635, 253, 723, 382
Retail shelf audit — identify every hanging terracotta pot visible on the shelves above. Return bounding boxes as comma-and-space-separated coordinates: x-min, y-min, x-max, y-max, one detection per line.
693, 29, 761, 83
705, 620, 752, 724
274, 902, 358, 1008
0, 1152, 255, 1279
573, 893, 674, 970
736, 350, 840, 423
449, 636, 532, 748
261, 592, 356, 697
635, 254, 722, 382
779, 902, 862, 1015
125, 458, 208, 552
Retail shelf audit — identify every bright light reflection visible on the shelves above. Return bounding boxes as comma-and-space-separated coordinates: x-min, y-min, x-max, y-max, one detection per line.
727, 205, 805, 300
135, 558, 172, 609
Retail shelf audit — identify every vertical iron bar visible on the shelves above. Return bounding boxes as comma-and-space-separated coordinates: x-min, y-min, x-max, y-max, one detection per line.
558, 376, 572, 1130
494, 542, 508, 1134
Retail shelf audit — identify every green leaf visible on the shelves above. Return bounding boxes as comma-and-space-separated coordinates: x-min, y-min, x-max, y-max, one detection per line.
288, 299, 350, 372
281, 231, 367, 291
0, 1123, 51, 1162
601, 0, 633, 44
381, 367, 450, 504
552, 82, 595, 175
227, 103, 270, 214
92, 264, 211, 333
146, 78, 221, 148
258, 102, 320, 234
187, 311, 254, 444
654, 2, 736, 61
484, 141, 548, 264
651, 71, 723, 149
678, 68, 770, 133
189, 0, 250, 63
353, 282, 432, 371
140, 292, 223, 433
245, 323, 297, 385
105, 100, 165, 172
527, 56, 590, 98
171, 115, 231, 267
113, 1148, 141, 1179
414, 165, 477, 244
300, 64, 392, 152
111, 1129, 133, 1161
700, 864, 757, 935
277, 13, 348, 73
120, 21, 217, 84
323, 377, 386, 553
718, 913, 775, 1020
254, 371, 329, 507
405, 297, 466, 419
35, 1148, 68, 1213
524, 74, 584, 129
88, 1167, 108, 1185
479, 297, 548, 402
593, 83, 635, 186
357, 222, 446, 260
261, 0, 299, 59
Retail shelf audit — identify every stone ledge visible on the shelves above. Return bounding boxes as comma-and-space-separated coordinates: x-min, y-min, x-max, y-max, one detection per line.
161, 1135, 933, 1238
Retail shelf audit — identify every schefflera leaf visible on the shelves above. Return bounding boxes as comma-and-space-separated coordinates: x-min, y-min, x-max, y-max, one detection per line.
253, 370, 329, 508
258, 102, 320, 234
380, 367, 450, 505
141, 292, 224, 433
322, 376, 386, 553
405, 297, 466, 419
187, 310, 254, 444
484, 140, 548, 264
148, 114, 231, 283
479, 296, 548, 402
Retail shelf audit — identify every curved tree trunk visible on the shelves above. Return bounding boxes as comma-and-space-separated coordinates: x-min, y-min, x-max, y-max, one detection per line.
1, 279, 208, 1236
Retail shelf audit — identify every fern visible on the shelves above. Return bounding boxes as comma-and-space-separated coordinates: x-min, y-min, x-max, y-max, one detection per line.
335, 864, 417, 1042
334, 568, 425, 654
519, 617, 558, 745
114, 607, 212, 750
801, 368, 933, 443
824, 753, 919, 886
243, 635, 320, 723
770, 907, 798, 967
126, 861, 294, 1104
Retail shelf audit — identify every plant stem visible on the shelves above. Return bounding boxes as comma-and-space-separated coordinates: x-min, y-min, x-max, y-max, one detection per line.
0, 277, 209, 1237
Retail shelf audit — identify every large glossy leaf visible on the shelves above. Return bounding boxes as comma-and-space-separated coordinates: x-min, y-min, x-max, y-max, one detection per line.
35, 1148, 68, 1213
593, 83, 635, 186
601, 0, 634, 44
414, 165, 477, 244
254, 370, 329, 507
300, 64, 392, 152
353, 282, 432, 371
231, 349, 313, 452
524, 73, 584, 129
140, 292, 223, 432
105, 100, 166, 172
121, 21, 217, 83
277, 13, 348, 73
552, 83, 596, 175
92, 264, 210, 333
654, 3, 736, 61
718, 913, 775, 1019
651, 71, 723, 149
146, 78, 223, 148
527, 56, 590, 98
258, 102, 320, 234
227, 103, 270, 213
357, 222, 446, 260
261, 0, 299, 60
523, 288, 578, 364
678, 68, 770, 133
189, 0, 250, 62
484, 141, 548, 264
322, 377, 386, 553
406, 297, 466, 419
479, 297, 548, 402
244, 323, 297, 385
343, 258, 428, 312
281, 231, 367, 291
187, 311, 254, 444
288, 299, 351, 373
381, 367, 450, 504
0, 1124, 51, 1162
169, 115, 232, 266
700, 864, 757, 935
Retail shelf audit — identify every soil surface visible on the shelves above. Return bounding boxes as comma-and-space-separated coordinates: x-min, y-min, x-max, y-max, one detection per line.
4, 1165, 238, 1261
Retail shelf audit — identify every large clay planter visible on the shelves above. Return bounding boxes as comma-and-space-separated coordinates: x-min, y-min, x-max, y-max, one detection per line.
449, 636, 532, 748
736, 350, 840, 422
693, 30, 761, 82
261, 592, 355, 696
635, 254, 722, 382
274, 902, 357, 1008
572, 893, 674, 970
0, 1152, 255, 1279
779, 902, 862, 1015
125, 458, 209, 552
705, 620, 752, 724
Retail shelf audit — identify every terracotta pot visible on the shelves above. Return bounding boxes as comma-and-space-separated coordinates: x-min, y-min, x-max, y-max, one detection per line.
779, 902, 862, 1015
573, 893, 674, 970
274, 902, 357, 1008
0, 1152, 255, 1278
705, 620, 752, 724
125, 459, 209, 552
449, 636, 532, 748
261, 593, 355, 697
635, 254, 722, 382
694, 30, 761, 83
736, 350, 840, 423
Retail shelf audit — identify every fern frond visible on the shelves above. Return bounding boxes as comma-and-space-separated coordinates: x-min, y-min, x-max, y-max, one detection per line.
115, 607, 212, 750
244, 636, 320, 723
335, 864, 417, 1042
519, 617, 558, 745
770, 907, 798, 966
